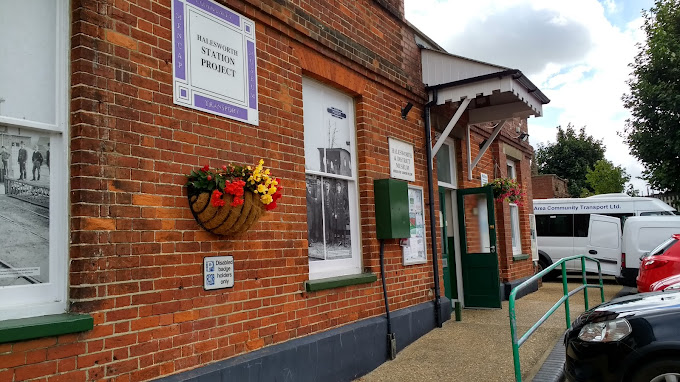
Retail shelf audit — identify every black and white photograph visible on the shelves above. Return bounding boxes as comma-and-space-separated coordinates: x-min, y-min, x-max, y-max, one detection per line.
0, 128, 50, 287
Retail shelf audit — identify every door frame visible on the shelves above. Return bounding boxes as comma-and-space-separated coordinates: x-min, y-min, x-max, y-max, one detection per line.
456, 185, 501, 308
436, 138, 464, 306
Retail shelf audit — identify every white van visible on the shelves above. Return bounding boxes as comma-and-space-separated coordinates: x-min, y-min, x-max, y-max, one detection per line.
617, 216, 680, 285
534, 194, 676, 276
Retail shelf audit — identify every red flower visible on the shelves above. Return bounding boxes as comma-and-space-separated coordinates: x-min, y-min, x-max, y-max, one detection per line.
224, 180, 245, 196
207, 175, 212, 181
266, 201, 277, 211
222, 165, 228, 170
210, 189, 225, 207
231, 196, 244, 207
202, 165, 210, 172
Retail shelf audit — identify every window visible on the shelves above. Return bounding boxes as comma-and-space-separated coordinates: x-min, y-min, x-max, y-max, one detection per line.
0, 1, 69, 320
650, 238, 678, 257
536, 215, 574, 237
506, 159, 516, 179
303, 78, 360, 279
436, 141, 457, 188
507, 159, 521, 254
509, 204, 521, 254
573, 214, 591, 237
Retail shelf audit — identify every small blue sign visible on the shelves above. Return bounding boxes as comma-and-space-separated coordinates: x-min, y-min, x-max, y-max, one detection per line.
206, 274, 215, 286
327, 107, 346, 119
206, 261, 214, 272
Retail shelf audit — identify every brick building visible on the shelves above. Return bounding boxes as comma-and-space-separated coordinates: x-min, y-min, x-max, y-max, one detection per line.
532, 174, 570, 199
0, 0, 547, 381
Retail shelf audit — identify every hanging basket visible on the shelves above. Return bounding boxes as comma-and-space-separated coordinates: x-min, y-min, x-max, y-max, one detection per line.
188, 188, 265, 236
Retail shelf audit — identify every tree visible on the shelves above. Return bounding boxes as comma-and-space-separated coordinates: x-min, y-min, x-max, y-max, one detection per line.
585, 160, 631, 195
535, 124, 606, 197
622, 0, 680, 193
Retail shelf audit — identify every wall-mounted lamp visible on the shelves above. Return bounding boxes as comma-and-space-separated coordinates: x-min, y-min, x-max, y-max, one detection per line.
401, 102, 413, 119
517, 132, 529, 142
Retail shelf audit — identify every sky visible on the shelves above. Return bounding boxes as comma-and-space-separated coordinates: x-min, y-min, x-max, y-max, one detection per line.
405, 0, 656, 193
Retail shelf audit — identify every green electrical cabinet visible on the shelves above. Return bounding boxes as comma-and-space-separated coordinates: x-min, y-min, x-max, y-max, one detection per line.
373, 179, 409, 239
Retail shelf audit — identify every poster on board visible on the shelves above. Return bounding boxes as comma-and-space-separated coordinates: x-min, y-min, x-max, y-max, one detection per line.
403, 186, 427, 265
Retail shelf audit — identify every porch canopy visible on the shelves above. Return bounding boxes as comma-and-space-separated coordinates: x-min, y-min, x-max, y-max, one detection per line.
421, 47, 550, 179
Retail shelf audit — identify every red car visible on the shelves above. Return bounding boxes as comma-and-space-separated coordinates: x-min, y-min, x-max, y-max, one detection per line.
637, 234, 680, 292
650, 273, 680, 292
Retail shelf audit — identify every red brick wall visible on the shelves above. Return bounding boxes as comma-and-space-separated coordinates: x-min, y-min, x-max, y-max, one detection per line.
1, 1, 439, 381
532, 174, 569, 199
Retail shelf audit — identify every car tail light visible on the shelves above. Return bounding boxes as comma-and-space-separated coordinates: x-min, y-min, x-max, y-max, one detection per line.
621, 253, 626, 268
642, 259, 669, 270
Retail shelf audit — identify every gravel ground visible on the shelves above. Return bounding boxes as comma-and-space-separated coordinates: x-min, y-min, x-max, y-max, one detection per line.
355, 279, 622, 382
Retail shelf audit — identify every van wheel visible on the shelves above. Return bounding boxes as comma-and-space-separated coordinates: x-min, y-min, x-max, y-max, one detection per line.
631, 358, 680, 382
537, 257, 557, 281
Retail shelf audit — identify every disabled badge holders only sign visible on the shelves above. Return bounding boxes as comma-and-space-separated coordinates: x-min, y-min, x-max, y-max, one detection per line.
204, 256, 234, 290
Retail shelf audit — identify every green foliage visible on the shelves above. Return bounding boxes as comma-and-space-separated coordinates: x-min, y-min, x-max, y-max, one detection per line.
622, 0, 680, 193
535, 124, 606, 197
585, 160, 631, 194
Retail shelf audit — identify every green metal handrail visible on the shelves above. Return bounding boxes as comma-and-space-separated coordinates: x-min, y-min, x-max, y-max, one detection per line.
508, 255, 605, 382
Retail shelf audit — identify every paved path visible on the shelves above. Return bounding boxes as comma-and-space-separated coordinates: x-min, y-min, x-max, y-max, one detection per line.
355, 279, 623, 382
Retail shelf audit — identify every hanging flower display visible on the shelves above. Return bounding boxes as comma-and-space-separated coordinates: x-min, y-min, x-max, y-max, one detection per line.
186, 160, 282, 236
490, 177, 525, 206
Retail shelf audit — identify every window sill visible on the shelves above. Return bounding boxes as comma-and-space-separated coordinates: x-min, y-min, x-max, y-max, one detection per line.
0, 313, 94, 344
305, 273, 377, 292
513, 254, 531, 261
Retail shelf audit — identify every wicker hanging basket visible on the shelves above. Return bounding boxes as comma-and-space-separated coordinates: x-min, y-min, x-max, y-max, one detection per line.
188, 188, 265, 236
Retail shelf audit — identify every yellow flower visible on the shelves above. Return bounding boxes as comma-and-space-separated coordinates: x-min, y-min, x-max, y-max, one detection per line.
247, 166, 252, 170
259, 159, 264, 165
257, 184, 267, 194
264, 169, 270, 176
272, 179, 279, 186
260, 194, 273, 204
268, 186, 277, 195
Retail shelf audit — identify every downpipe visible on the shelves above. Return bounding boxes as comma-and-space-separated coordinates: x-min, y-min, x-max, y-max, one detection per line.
424, 101, 443, 328
379, 239, 397, 359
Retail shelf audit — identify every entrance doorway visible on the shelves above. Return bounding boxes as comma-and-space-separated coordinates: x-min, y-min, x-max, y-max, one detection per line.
456, 186, 501, 308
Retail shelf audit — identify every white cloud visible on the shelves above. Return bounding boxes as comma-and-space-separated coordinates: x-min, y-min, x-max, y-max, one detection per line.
405, 0, 652, 192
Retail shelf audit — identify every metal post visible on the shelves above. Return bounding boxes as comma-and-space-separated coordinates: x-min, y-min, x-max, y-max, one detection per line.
581, 257, 589, 311
562, 262, 571, 329
509, 295, 521, 382
599, 266, 605, 303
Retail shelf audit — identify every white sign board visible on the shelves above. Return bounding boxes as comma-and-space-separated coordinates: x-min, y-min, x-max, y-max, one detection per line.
388, 137, 415, 182
403, 186, 427, 265
203, 256, 234, 290
481, 173, 488, 186
172, 0, 258, 125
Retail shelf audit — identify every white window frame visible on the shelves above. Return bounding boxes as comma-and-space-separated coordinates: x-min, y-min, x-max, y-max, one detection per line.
436, 139, 457, 189
506, 159, 522, 255
302, 78, 361, 280
0, 0, 69, 320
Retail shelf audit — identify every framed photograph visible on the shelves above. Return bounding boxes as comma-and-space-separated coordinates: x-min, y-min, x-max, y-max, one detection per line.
403, 185, 427, 265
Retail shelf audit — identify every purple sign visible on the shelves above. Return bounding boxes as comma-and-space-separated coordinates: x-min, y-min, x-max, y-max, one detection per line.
187, 0, 240, 26
174, 0, 186, 80
194, 94, 248, 120
172, 0, 258, 125
248, 40, 256, 109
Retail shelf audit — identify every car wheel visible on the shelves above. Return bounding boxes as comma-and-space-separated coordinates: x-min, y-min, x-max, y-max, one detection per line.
537, 257, 556, 281
631, 358, 680, 382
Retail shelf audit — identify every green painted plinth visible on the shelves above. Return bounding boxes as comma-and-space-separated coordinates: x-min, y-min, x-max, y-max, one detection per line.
0, 313, 93, 344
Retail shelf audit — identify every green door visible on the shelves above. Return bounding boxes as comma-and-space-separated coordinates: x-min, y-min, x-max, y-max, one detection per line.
457, 186, 500, 308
